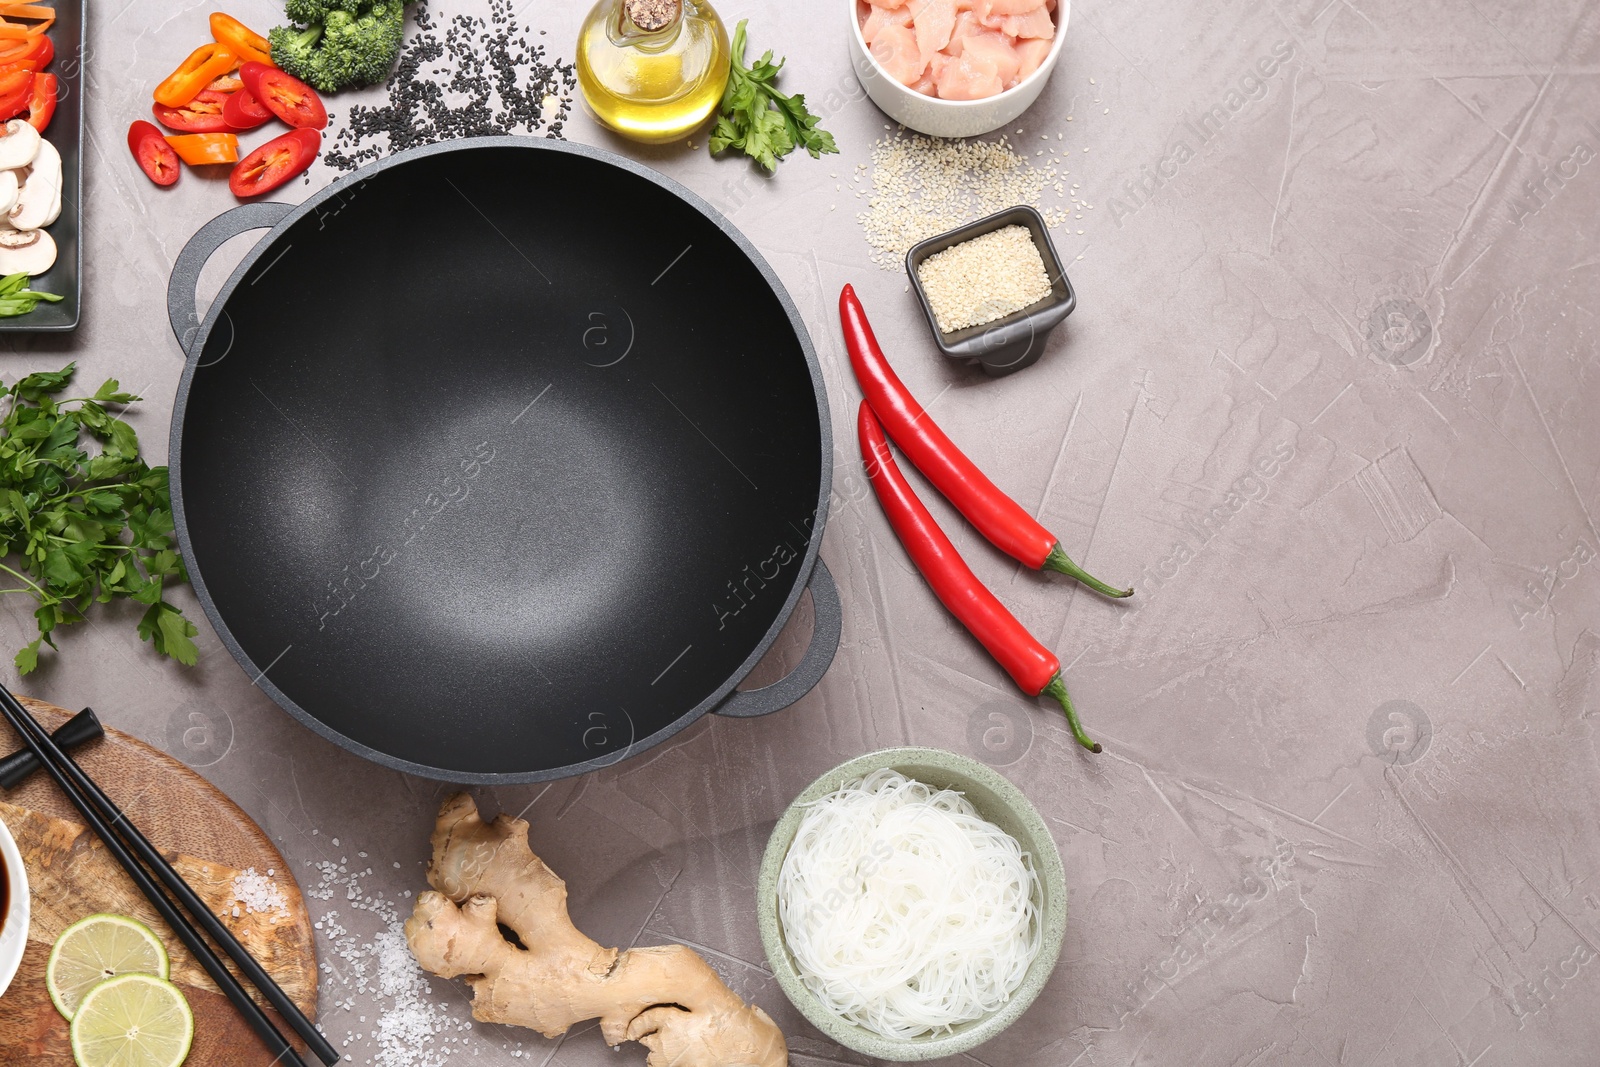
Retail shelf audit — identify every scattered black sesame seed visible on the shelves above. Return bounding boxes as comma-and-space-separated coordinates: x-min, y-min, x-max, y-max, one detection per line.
322, 0, 577, 173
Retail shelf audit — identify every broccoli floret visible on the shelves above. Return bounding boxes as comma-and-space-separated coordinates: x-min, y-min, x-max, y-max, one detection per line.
270, 0, 410, 93
282, 0, 360, 28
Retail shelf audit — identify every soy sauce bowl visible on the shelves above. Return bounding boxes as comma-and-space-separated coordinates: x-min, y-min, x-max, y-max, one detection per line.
756, 747, 1067, 1061
0, 816, 29, 998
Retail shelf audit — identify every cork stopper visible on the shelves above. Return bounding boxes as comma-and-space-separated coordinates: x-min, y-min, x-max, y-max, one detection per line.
624, 0, 680, 32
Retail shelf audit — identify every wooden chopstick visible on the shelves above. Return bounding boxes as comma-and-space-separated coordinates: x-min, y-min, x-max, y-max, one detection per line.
0, 688, 340, 1066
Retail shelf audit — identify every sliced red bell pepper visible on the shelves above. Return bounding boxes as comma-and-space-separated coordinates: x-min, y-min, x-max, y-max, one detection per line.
154, 43, 238, 108
0, 67, 31, 122
23, 68, 50, 130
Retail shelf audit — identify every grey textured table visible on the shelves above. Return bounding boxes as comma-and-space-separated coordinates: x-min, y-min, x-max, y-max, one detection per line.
5, 0, 1600, 1064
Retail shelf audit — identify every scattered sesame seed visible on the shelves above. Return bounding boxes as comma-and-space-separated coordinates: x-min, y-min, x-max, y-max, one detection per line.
856, 131, 1072, 268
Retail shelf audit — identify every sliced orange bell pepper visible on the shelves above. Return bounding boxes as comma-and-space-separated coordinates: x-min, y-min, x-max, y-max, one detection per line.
0, 28, 45, 70
207, 69, 244, 93
210, 13, 274, 67
154, 43, 238, 108
165, 132, 240, 166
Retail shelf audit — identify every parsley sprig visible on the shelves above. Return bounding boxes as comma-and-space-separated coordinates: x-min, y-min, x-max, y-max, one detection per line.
710, 19, 838, 173
0, 363, 199, 674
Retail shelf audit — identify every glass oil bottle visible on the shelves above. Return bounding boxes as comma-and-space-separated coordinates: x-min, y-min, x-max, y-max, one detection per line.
576, 0, 731, 144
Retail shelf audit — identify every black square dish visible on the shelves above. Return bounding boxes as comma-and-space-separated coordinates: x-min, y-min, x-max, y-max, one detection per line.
0, 0, 83, 332
905, 205, 1075, 377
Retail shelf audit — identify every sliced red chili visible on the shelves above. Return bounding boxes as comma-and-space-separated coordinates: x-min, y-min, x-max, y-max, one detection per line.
840, 284, 1131, 598
239, 61, 326, 129
128, 120, 180, 186
228, 127, 320, 198
152, 88, 233, 133
859, 402, 1100, 752
221, 87, 271, 130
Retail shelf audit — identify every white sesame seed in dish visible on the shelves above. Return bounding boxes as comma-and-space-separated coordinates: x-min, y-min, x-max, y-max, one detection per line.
916, 225, 1052, 334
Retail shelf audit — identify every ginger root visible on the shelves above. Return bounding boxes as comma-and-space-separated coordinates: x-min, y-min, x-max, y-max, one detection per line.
404, 794, 787, 1067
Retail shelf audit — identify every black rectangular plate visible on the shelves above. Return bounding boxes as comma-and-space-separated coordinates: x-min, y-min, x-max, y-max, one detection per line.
0, 0, 83, 332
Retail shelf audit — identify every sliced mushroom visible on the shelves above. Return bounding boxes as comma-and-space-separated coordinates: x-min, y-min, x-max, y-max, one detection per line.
41, 176, 60, 227
8, 139, 60, 230
0, 170, 17, 218
0, 119, 39, 170
0, 227, 55, 275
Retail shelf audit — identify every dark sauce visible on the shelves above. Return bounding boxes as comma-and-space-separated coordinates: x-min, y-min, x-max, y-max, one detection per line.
0, 848, 8, 934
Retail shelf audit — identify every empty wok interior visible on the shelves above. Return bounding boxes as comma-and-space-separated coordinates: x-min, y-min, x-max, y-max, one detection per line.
178, 146, 824, 776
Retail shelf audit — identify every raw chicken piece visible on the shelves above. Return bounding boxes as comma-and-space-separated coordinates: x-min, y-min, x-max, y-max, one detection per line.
864, 0, 911, 9
949, 8, 985, 43
911, 63, 940, 96
956, 31, 1022, 86
871, 23, 928, 85
935, 46, 1004, 98
911, 0, 958, 66
978, 0, 1046, 14
862, 2, 913, 44
990, 5, 1055, 38
1013, 36, 1052, 82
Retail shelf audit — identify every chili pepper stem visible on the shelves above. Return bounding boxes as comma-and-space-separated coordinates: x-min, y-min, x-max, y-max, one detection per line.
1042, 675, 1101, 753
1043, 544, 1133, 599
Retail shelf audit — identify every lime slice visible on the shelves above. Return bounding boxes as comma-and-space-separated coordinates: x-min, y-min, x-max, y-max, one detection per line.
47, 913, 171, 1021
69, 973, 194, 1067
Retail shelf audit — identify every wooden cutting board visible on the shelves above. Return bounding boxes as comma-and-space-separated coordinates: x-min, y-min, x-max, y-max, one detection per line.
0, 698, 318, 1064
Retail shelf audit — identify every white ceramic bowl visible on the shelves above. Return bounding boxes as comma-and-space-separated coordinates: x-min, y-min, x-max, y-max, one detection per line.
847, 0, 1070, 138
0, 816, 29, 998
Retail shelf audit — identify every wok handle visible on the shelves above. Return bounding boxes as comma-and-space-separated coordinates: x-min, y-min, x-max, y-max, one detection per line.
715, 558, 842, 719
168, 201, 296, 357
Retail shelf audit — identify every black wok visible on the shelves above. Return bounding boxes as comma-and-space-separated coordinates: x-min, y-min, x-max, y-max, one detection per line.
167, 138, 839, 783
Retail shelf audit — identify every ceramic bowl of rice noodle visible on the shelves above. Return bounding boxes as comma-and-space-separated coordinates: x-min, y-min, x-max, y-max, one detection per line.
757, 747, 1066, 1060
847, 0, 1070, 138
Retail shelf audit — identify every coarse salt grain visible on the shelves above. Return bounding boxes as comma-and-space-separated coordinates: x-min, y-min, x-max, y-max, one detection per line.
232, 867, 291, 919
916, 226, 1052, 334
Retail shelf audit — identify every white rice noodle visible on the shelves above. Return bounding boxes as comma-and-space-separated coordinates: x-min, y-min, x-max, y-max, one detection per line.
776, 768, 1041, 1040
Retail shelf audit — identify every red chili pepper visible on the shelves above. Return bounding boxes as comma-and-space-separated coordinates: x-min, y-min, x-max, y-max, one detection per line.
859, 402, 1101, 752
840, 284, 1132, 599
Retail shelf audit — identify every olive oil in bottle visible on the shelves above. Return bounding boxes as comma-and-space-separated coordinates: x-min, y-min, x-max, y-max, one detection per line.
576, 0, 730, 144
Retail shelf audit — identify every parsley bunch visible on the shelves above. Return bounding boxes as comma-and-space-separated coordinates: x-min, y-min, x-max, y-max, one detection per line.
710, 19, 838, 173
0, 363, 198, 674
